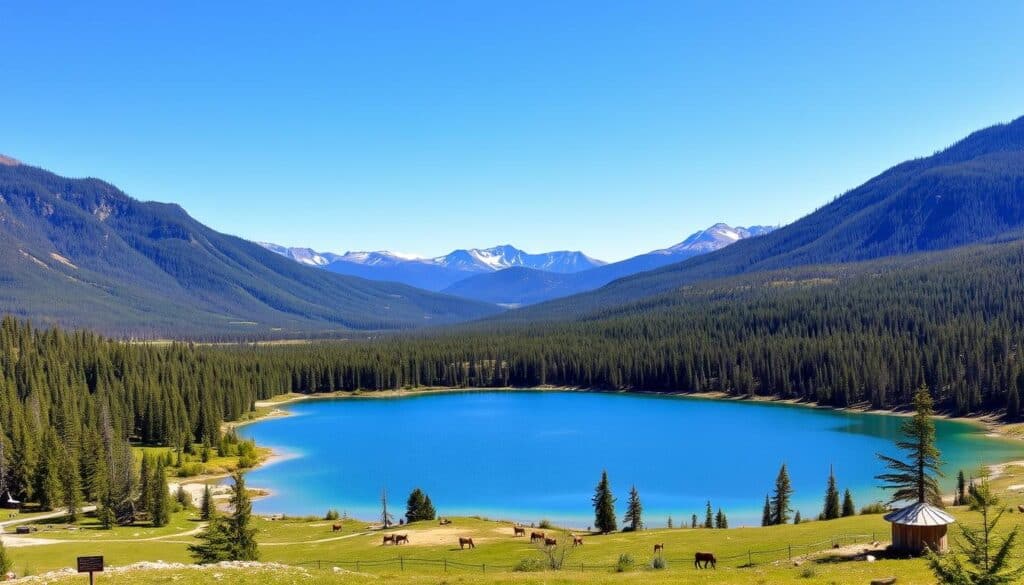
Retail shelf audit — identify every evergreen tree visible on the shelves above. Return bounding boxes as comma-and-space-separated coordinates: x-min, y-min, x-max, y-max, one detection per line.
715, 508, 727, 529
928, 475, 1024, 584
841, 489, 856, 517
667, 516, 673, 529
150, 458, 170, 527
956, 470, 967, 506
138, 454, 153, 514
876, 386, 944, 505
176, 485, 192, 509
59, 449, 82, 522
592, 470, 617, 534
704, 500, 713, 528
761, 494, 772, 527
191, 472, 258, 562
793, 510, 802, 524
404, 488, 436, 522
822, 465, 840, 520
623, 485, 643, 531
770, 464, 793, 525
691, 513, 698, 528
1009, 379, 1022, 421
200, 484, 215, 521
33, 431, 62, 511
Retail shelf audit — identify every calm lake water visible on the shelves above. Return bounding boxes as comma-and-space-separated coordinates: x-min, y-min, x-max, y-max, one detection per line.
236, 391, 1023, 527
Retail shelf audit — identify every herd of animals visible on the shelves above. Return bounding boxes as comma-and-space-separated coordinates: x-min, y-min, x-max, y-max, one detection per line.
329, 519, 718, 568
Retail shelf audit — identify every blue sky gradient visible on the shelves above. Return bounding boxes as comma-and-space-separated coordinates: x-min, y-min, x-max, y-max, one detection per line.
4, 1, 1024, 261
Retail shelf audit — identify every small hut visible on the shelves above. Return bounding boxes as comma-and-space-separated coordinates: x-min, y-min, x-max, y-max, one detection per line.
884, 502, 955, 555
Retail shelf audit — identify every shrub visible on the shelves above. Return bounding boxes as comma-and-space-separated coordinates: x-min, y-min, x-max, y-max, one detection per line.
237, 455, 256, 469
325, 509, 340, 521
799, 566, 817, 579
538, 518, 553, 529
859, 502, 888, 515
651, 556, 667, 570
615, 554, 635, 572
176, 463, 204, 477
513, 558, 545, 572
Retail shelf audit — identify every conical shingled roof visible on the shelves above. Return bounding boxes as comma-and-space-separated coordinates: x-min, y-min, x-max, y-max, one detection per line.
883, 502, 955, 526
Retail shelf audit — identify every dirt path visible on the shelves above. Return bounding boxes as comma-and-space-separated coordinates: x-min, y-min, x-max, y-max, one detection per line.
0, 521, 207, 548
261, 530, 369, 546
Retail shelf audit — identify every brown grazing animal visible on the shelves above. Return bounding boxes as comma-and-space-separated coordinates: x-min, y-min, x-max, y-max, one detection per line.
459, 537, 475, 549
382, 534, 396, 545
513, 526, 526, 537
530, 531, 545, 543
394, 534, 409, 545
694, 552, 717, 569
572, 535, 584, 547
653, 543, 664, 554
331, 524, 342, 532
544, 537, 558, 547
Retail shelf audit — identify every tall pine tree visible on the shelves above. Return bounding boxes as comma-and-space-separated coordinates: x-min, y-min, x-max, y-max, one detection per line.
822, 465, 840, 520
623, 485, 643, 531
876, 386, 944, 505
771, 464, 793, 525
592, 470, 617, 534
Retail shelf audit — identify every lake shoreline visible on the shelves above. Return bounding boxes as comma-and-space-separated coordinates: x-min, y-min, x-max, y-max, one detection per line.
233, 386, 1024, 517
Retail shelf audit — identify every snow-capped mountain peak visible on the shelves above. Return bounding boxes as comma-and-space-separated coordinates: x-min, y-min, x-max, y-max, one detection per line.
658, 223, 775, 255
258, 242, 339, 266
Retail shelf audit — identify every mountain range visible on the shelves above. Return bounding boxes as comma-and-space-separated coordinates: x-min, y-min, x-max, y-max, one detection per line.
0, 159, 498, 337
508, 114, 1024, 320
258, 243, 606, 292
261, 223, 776, 305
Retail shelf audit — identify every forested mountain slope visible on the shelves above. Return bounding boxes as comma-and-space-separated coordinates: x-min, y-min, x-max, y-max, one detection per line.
0, 160, 498, 338
511, 115, 1024, 318
253, 238, 1024, 418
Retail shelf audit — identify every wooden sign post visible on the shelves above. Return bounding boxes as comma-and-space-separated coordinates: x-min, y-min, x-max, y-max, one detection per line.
77, 556, 103, 584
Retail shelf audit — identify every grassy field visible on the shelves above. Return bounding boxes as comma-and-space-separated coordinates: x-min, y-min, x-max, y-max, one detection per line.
9, 462, 1024, 585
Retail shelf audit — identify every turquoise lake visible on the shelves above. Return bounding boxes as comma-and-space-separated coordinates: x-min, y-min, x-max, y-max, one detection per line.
236, 391, 1023, 527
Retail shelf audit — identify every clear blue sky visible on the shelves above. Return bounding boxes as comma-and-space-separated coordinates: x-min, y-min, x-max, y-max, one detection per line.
4, 1, 1024, 261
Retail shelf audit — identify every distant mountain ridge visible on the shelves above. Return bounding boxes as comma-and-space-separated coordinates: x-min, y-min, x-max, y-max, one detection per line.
261, 223, 774, 304
441, 223, 776, 305
0, 160, 498, 337
258, 242, 607, 291
506, 114, 1024, 319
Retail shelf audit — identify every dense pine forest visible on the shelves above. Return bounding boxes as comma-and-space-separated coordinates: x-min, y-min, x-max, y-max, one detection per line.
5, 239, 1024, 512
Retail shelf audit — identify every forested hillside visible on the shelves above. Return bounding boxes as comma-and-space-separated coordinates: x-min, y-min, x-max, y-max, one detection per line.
240, 239, 1024, 417
0, 316, 290, 516
0, 161, 497, 338
512, 115, 1024, 318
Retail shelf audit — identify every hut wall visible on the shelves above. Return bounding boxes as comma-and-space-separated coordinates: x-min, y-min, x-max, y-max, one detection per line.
891, 524, 948, 554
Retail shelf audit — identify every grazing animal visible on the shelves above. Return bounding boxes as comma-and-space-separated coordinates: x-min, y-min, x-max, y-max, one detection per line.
439, 518, 452, 525
459, 537, 475, 549
544, 537, 557, 547
573, 535, 584, 547
653, 543, 665, 555
513, 526, 526, 537
530, 531, 545, 543
1018, 505, 1024, 513
694, 552, 717, 569
394, 534, 409, 545
382, 534, 396, 545
331, 524, 342, 532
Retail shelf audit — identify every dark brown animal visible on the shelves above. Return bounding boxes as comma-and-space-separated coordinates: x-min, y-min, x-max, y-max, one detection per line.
544, 537, 557, 547
653, 543, 664, 555
459, 537, 475, 549
513, 526, 526, 537
1018, 505, 1024, 513
573, 535, 584, 547
382, 534, 396, 545
394, 534, 409, 545
694, 552, 716, 569
530, 531, 545, 543
331, 524, 342, 532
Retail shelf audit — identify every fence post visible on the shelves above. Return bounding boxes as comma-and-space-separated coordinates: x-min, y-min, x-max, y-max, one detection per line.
788, 545, 792, 559
482, 563, 486, 574
400, 556, 404, 571
317, 560, 321, 570
444, 558, 448, 572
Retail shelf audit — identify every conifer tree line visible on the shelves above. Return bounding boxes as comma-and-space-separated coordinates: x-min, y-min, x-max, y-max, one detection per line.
217, 242, 1024, 420
0, 316, 277, 512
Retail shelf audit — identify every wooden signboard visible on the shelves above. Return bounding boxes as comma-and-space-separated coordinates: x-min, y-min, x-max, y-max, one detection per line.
77, 556, 103, 584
